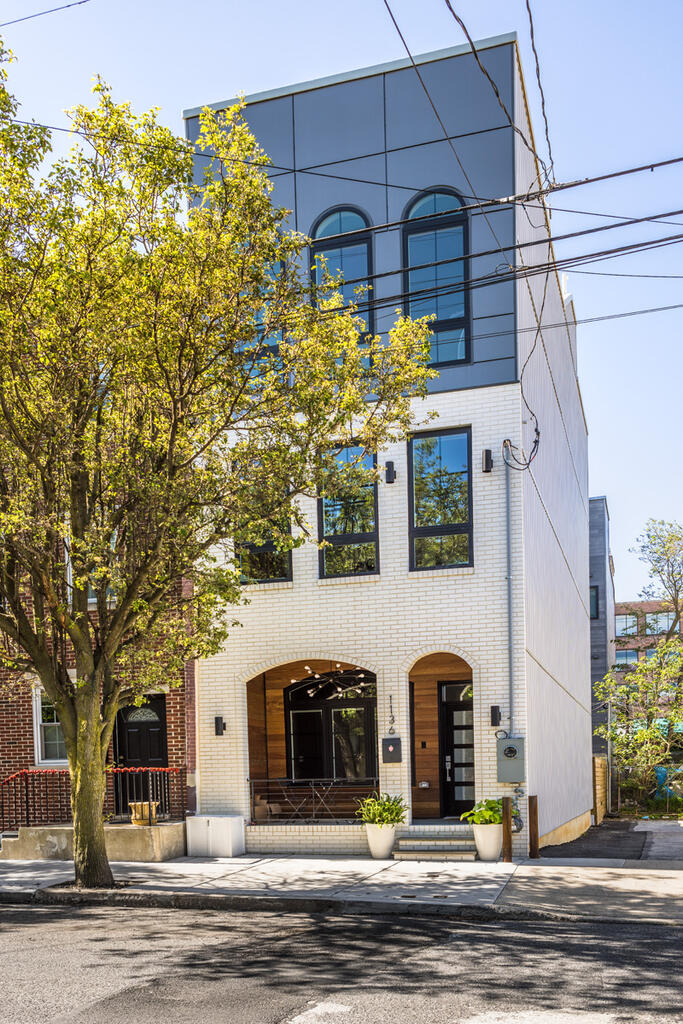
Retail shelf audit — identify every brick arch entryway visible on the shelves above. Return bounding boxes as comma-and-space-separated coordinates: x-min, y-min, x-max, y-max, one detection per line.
245, 658, 379, 823
409, 651, 474, 819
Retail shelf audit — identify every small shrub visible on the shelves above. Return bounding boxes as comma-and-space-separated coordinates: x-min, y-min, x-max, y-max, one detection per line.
355, 792, 407, 825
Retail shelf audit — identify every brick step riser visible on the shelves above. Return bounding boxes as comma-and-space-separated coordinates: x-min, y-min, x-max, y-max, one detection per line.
397, 843, 477, 853
393, 851, 478, 861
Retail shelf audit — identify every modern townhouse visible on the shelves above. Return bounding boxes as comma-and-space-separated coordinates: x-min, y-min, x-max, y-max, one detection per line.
183, 32, 592, 856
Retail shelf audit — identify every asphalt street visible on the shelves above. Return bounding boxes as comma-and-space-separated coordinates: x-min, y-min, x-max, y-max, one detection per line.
0, 903, 679, 1024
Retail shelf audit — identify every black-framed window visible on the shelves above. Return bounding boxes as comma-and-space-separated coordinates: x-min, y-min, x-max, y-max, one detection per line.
318, 446, 378, 578
285, 670, 377, 780
409, 428, 472, 570
239, 541, 292, 584
403, 190, 468, 366
590, 585, 599, 620
311, 208, 373, 334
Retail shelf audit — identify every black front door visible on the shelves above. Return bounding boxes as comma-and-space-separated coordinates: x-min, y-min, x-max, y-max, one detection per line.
439, 681, 475, 817
114, 696, 168, 768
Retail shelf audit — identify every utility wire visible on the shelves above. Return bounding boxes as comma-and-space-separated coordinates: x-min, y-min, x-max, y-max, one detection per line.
0, 0, 92, 28
441, 0, 551, 186
9, 114, 683, 238
524, 0, 555, 181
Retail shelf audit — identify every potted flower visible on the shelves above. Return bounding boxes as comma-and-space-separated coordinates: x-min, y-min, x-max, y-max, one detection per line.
356, 792, 407, 859
460, 798, 503, 861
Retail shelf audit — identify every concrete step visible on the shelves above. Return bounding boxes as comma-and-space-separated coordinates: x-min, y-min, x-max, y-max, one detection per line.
396, 843, 477, 854
393, 849, 477, 862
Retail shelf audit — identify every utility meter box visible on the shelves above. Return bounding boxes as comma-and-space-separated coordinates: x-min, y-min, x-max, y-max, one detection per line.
496, 737, 525, 783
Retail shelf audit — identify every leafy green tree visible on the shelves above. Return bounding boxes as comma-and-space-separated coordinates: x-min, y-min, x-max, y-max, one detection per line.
0, 45, 432, 886
595, 640, 683, 803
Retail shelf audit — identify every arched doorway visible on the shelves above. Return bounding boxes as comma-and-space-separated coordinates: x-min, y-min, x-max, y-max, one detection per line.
409, 652, 474, 819
246, 659, 379, 822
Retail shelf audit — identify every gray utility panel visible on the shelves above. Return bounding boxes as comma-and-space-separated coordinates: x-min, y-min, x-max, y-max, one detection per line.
496, 736, 525, 783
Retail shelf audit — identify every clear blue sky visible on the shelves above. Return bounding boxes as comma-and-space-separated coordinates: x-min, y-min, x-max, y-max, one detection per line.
2, 0, 682, 599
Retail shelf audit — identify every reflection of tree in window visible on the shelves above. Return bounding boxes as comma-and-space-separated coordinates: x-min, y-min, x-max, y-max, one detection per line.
312, 209, 372, 334
320, 446, 377, 577
410, 430, 470, 570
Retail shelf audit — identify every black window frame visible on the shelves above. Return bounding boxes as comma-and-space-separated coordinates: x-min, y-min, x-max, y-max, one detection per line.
238, 540, 293, 586
284, 676, 378, 781
310, 205, 374, 337
317, 449, 379, 579
408, 426, 473, 572
402, 188, 470, 368
590, 585, 599, 620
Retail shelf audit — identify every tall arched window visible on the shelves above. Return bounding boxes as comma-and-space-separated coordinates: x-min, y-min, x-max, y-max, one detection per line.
311, 208, 373, 334
403, 191, 468, 366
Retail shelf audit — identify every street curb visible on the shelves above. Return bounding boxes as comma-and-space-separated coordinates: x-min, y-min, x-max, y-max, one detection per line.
1, 886, 682, 927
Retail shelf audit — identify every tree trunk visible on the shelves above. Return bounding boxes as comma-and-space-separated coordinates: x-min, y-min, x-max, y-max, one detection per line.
70, 739, 114, 888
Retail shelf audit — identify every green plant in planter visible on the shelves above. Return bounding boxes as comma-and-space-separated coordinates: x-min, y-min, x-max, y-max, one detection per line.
356, 792, 407, 825
460, 798, 503, 824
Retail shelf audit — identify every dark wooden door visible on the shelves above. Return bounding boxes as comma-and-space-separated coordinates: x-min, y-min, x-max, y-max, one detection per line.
439, 681, 475, 817
115, 696, 168, 767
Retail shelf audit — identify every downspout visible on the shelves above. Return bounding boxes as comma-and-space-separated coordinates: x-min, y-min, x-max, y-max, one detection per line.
504, 443, 514, 735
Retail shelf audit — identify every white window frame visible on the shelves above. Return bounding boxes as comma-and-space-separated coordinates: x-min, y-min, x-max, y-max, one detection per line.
31, 684, 69, 767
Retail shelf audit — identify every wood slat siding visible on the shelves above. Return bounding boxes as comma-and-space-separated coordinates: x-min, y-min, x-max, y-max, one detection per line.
409, 652, 471, 819
592, 755, 608, 825
247, 660, 357, 780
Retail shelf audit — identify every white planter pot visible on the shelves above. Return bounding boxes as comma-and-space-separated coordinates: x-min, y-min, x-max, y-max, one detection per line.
473, 823, 503, 861
365, 823, 397, 859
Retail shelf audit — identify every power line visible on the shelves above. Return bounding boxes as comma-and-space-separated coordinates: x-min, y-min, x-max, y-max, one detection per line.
524, 0, 555, 182
316, 204, 683, 293
441, 0, 551, 185
9, 114, 683, 239
0, 0, 92, 28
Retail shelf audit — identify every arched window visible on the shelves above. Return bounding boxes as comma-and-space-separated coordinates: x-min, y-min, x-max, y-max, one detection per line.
286, 669, 377, 780
403, 190, 468, 366
311, 208, 373, 333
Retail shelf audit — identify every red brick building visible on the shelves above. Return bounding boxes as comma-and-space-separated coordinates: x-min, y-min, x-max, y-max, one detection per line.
0, 664, 196, 822
614, 600, 681, 668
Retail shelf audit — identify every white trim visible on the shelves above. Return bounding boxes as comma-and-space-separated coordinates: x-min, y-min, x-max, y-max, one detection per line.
182, 33, 518, 118
31, 684, 68, 767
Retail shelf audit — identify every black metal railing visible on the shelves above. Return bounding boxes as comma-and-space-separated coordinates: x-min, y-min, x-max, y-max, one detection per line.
107, 767, 185, 823
250, 777, 379, 823
0, 767, 185, 831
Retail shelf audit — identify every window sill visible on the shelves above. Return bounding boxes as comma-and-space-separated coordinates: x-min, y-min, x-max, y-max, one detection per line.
406, 566, 475, 580
32, 762, 68, 769
242, 580, 294, 592
318, 574, 381, 587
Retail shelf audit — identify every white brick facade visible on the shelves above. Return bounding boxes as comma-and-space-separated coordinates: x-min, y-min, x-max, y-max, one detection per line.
194, 384, 552, 854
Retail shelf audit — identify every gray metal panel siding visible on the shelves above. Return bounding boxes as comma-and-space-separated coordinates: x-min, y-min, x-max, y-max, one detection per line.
186, 43, 519, 395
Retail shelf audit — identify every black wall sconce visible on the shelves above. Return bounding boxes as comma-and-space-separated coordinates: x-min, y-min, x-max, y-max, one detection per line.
385, 461, 396, 483
214, 715, 226, 736
482, 449, 493, 473
490, 705, 501, 727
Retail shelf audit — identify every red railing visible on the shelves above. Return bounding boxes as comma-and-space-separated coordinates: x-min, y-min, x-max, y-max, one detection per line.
0, 767, 185, 831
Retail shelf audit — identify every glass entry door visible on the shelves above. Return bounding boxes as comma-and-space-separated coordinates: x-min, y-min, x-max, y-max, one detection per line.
439, 681, 474, 816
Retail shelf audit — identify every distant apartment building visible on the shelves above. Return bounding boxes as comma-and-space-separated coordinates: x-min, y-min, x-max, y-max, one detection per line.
588, 497, 615, 756
614, 601, 681, 665
184, 33, 593, 855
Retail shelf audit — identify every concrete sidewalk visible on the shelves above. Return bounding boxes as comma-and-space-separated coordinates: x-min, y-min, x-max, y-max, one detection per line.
1, 854, 682, 924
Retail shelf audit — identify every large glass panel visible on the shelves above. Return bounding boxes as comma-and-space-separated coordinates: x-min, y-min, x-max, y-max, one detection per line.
408, 226, 464, 324
615, 649, 638, 666
240, 546, 290, 584
414, 533, 469, 570
430, 328, 466, 365
412, 433, 469, 528
323, 542, 376, 577
290, 710, 324, 779
315, 210, 367, 237
332, 708, 368, 779
615, 614, 637, 636
645, 612, 675, 634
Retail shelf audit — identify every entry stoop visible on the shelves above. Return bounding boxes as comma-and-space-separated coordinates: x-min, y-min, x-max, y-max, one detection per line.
393, 829, 477, 862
